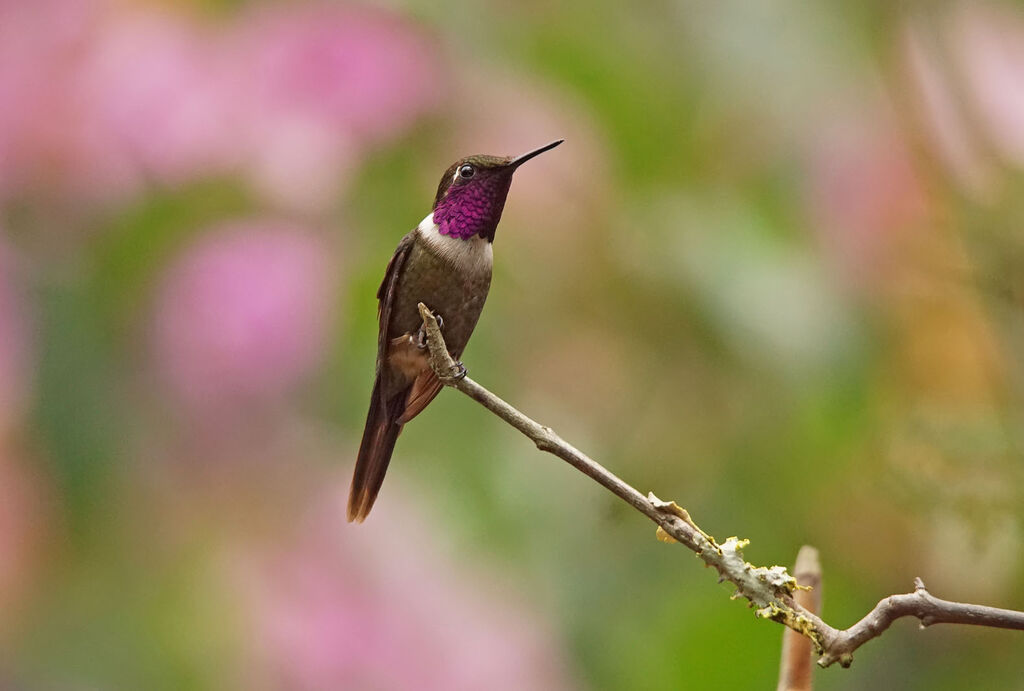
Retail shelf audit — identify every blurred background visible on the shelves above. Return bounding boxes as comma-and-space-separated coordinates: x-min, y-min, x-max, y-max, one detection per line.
1, 0, 1022, 688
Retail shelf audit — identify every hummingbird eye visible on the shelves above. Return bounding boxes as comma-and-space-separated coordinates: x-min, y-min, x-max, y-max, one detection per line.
458, 164, 475, 179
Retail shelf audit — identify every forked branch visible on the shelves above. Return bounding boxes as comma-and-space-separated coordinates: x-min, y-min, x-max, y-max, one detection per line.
416, 304, 1024, 669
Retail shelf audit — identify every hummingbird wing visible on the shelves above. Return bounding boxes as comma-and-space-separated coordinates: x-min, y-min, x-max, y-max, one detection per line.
375, 231, 417, 371
348, 232, 417, 523
377, 230, 443, 424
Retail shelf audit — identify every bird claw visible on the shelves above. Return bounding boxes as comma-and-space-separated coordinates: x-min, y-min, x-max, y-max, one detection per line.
451, 361, 467, 380
414, 313, 444, 351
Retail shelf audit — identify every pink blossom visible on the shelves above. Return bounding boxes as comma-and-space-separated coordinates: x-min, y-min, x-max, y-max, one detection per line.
236, 4, 441, 142
78, 7, 240, 186
152, 221, 336, 410
0, 0, 235, 201
0, 0, 141, 202
229, 4, 443, 210
230, 483, 579, 691
0, 1, 442, 209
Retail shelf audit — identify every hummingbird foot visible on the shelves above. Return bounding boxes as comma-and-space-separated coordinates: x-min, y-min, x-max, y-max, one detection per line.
451, 361, 467, 380
415, 313, 444, 350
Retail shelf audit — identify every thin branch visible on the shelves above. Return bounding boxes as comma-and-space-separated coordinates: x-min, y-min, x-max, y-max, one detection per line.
416, 303, 1024, 669
815, 577, 1024, 667
778, 546, 821, 690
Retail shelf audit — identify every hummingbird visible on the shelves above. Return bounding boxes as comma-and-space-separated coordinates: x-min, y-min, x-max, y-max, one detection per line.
347, 139, 564, 522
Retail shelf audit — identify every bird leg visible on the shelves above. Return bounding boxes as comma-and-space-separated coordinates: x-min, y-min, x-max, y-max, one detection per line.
415, 313, 443, 350
412, 311, 464, 380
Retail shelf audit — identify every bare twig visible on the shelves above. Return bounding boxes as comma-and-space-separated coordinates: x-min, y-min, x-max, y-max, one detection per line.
813, 577, 1024, 668
416, 304, 1024, 669
778, 546, 821, 690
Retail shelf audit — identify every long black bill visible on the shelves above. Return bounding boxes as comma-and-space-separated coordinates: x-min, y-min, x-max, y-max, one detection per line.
509, 139, 564, 168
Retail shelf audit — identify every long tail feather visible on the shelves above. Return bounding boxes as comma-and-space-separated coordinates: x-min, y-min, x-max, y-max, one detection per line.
347, 378, 405, 522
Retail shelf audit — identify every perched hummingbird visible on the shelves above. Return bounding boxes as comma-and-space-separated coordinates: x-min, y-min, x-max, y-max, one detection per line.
347, 139, 563, 522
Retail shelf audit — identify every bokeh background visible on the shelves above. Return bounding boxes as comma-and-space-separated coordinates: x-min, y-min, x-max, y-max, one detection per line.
1, 0, 1023, 688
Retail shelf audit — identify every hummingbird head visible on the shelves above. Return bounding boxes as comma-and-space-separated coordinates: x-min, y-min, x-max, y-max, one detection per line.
431, 139, 563, 242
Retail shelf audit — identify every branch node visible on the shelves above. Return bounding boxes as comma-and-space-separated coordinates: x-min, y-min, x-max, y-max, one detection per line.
535, 437, 557, 453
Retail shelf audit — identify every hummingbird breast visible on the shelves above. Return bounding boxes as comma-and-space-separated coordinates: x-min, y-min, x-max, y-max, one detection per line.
387, 216, 493, 362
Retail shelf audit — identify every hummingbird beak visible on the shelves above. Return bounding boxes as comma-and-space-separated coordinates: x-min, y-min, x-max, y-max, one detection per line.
508, 139, 564, 168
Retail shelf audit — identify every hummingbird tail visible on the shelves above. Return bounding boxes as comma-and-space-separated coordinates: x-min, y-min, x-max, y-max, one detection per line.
348, 378, 405, 523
